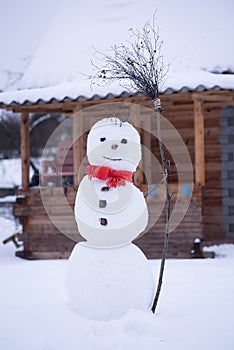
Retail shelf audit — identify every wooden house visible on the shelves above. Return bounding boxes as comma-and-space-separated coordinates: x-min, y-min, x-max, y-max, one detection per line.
0, 0, 234, 259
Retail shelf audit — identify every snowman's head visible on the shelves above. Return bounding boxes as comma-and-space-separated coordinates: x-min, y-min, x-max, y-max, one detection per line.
87, 118, 141, 171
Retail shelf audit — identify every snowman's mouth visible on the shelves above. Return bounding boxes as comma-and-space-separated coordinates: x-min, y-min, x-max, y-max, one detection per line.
103, 156, 122, 161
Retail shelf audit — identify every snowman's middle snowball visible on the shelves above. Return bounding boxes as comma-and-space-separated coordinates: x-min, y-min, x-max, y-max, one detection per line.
74, 117, 148, 247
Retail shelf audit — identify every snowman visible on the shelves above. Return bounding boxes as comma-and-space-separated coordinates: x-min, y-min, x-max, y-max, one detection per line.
66, 117, 155, 320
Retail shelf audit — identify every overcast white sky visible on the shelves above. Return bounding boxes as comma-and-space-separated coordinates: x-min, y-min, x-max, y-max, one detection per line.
0, 0, 62, 89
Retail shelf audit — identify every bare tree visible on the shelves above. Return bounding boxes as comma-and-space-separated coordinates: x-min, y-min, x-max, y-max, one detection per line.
90, 16, 171, 313
1, 70, 24, 91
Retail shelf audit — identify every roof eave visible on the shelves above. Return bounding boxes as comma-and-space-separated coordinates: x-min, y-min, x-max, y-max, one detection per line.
0, 86, 233, 113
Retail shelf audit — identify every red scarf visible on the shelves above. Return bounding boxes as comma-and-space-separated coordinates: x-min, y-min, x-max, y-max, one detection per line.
86, 165, 133, 188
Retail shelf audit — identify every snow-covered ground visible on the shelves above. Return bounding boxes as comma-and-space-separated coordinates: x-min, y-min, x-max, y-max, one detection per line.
0, 158, 22, 188
0, 158, 234, 349
0, 223, 233, 350
0, 158, 40, 188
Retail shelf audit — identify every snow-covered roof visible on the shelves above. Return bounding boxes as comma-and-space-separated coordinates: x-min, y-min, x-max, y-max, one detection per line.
0, 0, 234, 107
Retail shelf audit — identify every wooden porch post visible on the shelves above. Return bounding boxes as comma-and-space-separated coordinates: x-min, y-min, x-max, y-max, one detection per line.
193, 99, 205, 186
72, 109, 83, 188
20, 112, 30, 189
130, 104, 144, 188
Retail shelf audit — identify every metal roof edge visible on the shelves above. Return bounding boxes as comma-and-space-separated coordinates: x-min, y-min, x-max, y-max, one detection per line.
0, 85, 233, 109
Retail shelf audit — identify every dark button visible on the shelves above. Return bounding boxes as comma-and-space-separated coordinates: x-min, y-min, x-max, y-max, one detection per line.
101, 186, 109, 192
121, 138, 128, 144
99, 200, 107, 208
100, 218, 108, 226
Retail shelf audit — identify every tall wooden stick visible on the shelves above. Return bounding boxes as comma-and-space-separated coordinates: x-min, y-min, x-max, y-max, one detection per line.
151, 97, 171, 313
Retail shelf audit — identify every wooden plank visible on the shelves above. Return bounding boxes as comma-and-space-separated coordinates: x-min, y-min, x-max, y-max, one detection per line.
193, 99, 205, 186
24, 243, 75, 253
20, 112, 30, 189
192, 92, 233, 104
19, 232, 80, 241
27, 215, 75, 225
26, 195, 75, 206
14, 204, 75, 216
16, 186, 76, 197
8, 102, 79, 113
23, 223, 77, 235
16, 250, 73, 260
203, 225, 226, 240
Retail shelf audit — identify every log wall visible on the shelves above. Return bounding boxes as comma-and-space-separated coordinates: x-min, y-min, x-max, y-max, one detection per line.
151, 93, 227, 241
13, 91, 233, 259
14, 188, 77, 259
14, 184, 202, 259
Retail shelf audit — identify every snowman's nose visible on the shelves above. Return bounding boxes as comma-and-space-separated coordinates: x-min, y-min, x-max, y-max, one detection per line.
111, 144, 118, 150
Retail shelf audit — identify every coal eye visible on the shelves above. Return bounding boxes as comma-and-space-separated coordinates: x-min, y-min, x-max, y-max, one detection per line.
100, 137, 106, 142
121, 138, 127, 144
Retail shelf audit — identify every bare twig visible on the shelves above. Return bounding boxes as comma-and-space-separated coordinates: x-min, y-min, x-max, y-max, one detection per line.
90, 17, 169, 99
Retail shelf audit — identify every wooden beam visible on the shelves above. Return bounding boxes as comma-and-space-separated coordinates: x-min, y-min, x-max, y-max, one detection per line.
4, 102, 79, 114
12, 108, 69, 114
72, 110, 84, 188
20, 112, 30, 189
192, 92, 233, 104
193, 99, 205, 186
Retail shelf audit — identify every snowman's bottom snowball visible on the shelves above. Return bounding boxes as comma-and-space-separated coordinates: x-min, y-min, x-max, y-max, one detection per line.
66, 242, 155, 321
